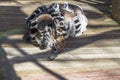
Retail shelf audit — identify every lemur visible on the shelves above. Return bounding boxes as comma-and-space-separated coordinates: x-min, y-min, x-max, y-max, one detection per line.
52, 2, 88, 39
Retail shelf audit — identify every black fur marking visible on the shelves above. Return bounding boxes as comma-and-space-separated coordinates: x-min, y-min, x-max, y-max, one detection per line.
74, 19, 79, 23
30, 28, 38, 34
63, 33, 67, 37
75, 29, 81, 34
31, 22, 37, 26
61, 26, 67, 31
76, 24, 81, 29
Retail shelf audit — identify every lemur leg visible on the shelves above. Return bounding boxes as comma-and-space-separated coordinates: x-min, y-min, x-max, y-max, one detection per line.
48, 36, 65, 60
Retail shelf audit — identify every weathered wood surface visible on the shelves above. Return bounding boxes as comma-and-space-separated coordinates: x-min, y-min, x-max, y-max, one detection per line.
0, 0, 120, 80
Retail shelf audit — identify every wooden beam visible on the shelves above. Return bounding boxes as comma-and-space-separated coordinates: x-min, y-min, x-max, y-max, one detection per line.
112, 0, 120, 20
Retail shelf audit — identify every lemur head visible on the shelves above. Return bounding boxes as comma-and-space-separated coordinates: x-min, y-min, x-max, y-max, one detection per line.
48, 3, 60, 12
29, 14, 55, 50
54, 17, 66, 35
52, 16, 65, 52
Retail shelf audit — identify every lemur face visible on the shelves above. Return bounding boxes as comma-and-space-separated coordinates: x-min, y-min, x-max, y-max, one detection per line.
54, 17, 66, 35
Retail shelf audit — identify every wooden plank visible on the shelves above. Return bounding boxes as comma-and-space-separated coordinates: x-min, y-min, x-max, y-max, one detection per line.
0, 17, 26, 24
0, 0, 110, 15
112, 0, 120, 20
0, 24, 25, 32
0, 4, 109, 14
0, 6, 24, 15
0, 0, 84, 6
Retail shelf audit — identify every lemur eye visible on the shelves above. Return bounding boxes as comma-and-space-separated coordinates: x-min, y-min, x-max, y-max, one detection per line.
54, 19, 59, 24
60, 22, 64, 25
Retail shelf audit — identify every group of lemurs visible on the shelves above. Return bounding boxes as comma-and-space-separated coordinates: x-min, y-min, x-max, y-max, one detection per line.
24, 2, 88, 60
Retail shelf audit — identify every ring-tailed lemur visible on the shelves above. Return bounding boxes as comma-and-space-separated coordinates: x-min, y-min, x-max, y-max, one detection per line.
24, 2, 87, 60
54, 2, 88, 39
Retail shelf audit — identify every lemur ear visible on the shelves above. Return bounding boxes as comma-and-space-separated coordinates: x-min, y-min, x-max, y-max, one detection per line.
63, 1, 68, 8
54, 3, 57, 8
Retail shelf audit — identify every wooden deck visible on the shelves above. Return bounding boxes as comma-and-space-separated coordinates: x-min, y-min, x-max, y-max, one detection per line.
0, 0, 120, 80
